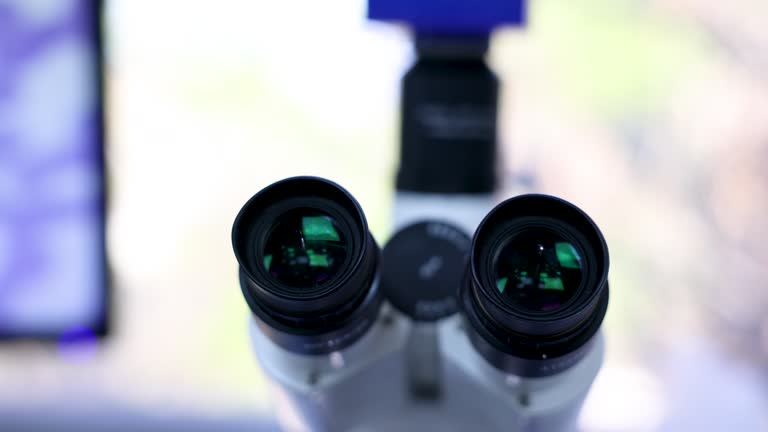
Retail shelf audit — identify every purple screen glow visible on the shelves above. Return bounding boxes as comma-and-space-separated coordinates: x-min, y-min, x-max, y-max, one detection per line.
0, 0, 106, 336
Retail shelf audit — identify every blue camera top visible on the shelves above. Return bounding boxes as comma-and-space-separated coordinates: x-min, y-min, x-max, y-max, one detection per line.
368, 0, 526, 35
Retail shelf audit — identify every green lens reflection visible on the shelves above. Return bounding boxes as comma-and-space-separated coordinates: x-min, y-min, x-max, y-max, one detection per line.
497, 277, 508, 293
302, 216, 341, 241
494, 230, 584, 312
555, 242, 581, 269
261, 209, 347, 288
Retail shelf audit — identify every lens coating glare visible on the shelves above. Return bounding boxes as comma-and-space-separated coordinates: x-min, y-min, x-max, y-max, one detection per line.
262, 209, 347, 289
494, 229, 584, 312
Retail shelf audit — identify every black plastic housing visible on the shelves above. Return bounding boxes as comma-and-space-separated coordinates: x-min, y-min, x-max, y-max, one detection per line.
232, 177, 382, 355
461, 194, 610, 377
397, 43, 498, 194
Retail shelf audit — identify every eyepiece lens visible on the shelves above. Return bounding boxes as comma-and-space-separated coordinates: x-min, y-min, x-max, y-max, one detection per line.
494, 229, 584, 312
261, 209, 348, 289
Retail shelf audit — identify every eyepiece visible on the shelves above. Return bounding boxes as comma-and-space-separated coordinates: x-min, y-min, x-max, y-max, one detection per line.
232, 177, 381, 354
461, 194, 609, 377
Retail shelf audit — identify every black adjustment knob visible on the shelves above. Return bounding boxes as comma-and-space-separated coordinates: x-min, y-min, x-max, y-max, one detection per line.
381, 221, 471, 321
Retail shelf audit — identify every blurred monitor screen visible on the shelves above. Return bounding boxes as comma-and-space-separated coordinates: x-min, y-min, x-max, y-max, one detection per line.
0, 0, 107, 338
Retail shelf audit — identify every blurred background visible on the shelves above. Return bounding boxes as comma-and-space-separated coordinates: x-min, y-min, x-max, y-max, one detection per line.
1, 0, 768, 430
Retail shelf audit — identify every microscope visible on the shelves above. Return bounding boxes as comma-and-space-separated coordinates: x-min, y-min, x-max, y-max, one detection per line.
231, 1, 610, 430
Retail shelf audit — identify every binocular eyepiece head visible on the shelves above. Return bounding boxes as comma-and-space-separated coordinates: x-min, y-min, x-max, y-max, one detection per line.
232, 178, 609, 376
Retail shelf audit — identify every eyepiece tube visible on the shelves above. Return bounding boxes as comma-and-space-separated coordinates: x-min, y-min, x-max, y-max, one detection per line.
460, 194, 609, 377
232, 177, 381, 355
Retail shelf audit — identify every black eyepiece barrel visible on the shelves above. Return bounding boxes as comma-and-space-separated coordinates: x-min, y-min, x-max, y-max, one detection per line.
232, 177, 381, 355
461, 194, 609, 377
